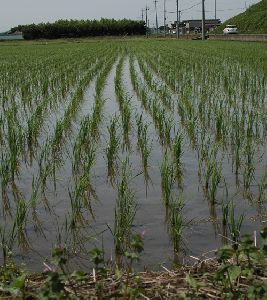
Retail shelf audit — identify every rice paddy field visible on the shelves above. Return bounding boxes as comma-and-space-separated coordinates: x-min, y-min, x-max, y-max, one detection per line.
0, 39, 266, 271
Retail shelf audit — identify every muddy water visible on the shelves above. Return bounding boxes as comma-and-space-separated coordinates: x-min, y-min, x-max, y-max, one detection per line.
2, 56, 266, 272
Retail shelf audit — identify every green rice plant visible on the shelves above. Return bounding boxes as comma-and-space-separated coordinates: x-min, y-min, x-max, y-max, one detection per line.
160, 153, 175, 206
0, 223, 17, 264
106, 116, 120, 184
72, 120, 95, 173
0, 154, 11, 214
115, 57, 124, 105
129, 55, 151, 111
222, 201, 229, 229
90, 57, 116, 140
69, 189, 85, 230
37, 53, 116, 192
137, 56, 173, 111
71, 145, 97, 227
172, 133, 183, 184
121, 98, 132, 149
11, 199, 29, 250
233, 131, 241, 176
200, 144, 223, 204
115, 56, 132, 148
167, 196, 185, 255
6, 117, 24, 182
209, 161, 223, 203
221, 199, 230, 241
215, 110, 225, 141
114, 159, 136, 254
163, 116, 174, 147
243, 138, 256, 192
258, 171, 267, 202
202, 158, 223, 204
135, 113, 152, 186
228, 200, 245, 244
69, 155, 97, 230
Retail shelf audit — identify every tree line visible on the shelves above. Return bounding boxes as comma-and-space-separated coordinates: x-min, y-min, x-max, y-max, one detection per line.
11, 19, 146, 40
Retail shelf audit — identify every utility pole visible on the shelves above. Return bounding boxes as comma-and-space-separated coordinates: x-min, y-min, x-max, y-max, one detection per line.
179, 10, 181, 36
202, 0, 206, 40
215, 0, 217, 20
142, 9, 144, 21
146, 6, 149, 38
176, 0, 179, 39
154, 0, 159, 35
164, 0, 166, 37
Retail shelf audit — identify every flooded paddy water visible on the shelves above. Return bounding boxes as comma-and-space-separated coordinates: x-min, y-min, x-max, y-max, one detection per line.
0, 39, 266, 272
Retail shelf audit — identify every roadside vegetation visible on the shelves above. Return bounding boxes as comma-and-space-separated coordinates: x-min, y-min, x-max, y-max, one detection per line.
214, 0, 267, 34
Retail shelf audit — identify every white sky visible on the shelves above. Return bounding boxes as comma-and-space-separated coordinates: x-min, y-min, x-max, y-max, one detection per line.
0, 0, 261, 32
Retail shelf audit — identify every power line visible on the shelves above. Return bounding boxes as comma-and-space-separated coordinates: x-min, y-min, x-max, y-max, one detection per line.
182, 2, 202, 12
167, 2, 201, 14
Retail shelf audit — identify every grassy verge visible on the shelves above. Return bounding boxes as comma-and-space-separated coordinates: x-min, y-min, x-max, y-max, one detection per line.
214, 0, 267, 34
0, 229, 267, 299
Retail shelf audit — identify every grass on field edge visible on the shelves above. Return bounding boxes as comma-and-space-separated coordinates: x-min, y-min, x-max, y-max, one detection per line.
1, 228, 267, 299
0, 254, 266, 299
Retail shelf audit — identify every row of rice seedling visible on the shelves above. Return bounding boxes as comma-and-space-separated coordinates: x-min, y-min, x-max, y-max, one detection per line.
138, 41, 266, 204
0, 44, 109, 208
105, 116, 121, 185
38, 55, 115, 181
135, 113, 152, 186
114, 159, 137, 255
128, 41, 266, 255
0, 43, 118, 253
127, 51, 187, 255
114, 55, 132, 149
129, 54, 175, 148
136, 55, 174, 111
62, 53, 118, 231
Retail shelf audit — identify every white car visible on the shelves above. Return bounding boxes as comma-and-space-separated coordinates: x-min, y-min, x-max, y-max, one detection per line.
223, 25, 238, 34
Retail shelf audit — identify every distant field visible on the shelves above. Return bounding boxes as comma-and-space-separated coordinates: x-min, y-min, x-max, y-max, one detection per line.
0, 39, 266, 271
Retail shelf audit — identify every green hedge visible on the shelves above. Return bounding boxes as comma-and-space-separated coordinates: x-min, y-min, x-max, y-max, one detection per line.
12, 19, 146, 40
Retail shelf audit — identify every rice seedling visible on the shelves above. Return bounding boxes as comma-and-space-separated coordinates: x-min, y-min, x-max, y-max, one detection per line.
209, 161, 223, 203
135, 113, 152, 186
226, 200, 245, 244
258, 170, 267, 202
106, 116, 120, 184
243, 138, 256, 192
11, 199, 29, 250
114, 159, 136, 254
0, 223, 16, 264
160, 153, 176, 206
172, 133, 184, 185
115, 56, 132, 148
167, 196, 185, 255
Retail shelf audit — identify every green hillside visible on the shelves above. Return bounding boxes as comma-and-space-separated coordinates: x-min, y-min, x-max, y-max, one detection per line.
214, 0, 267, 34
